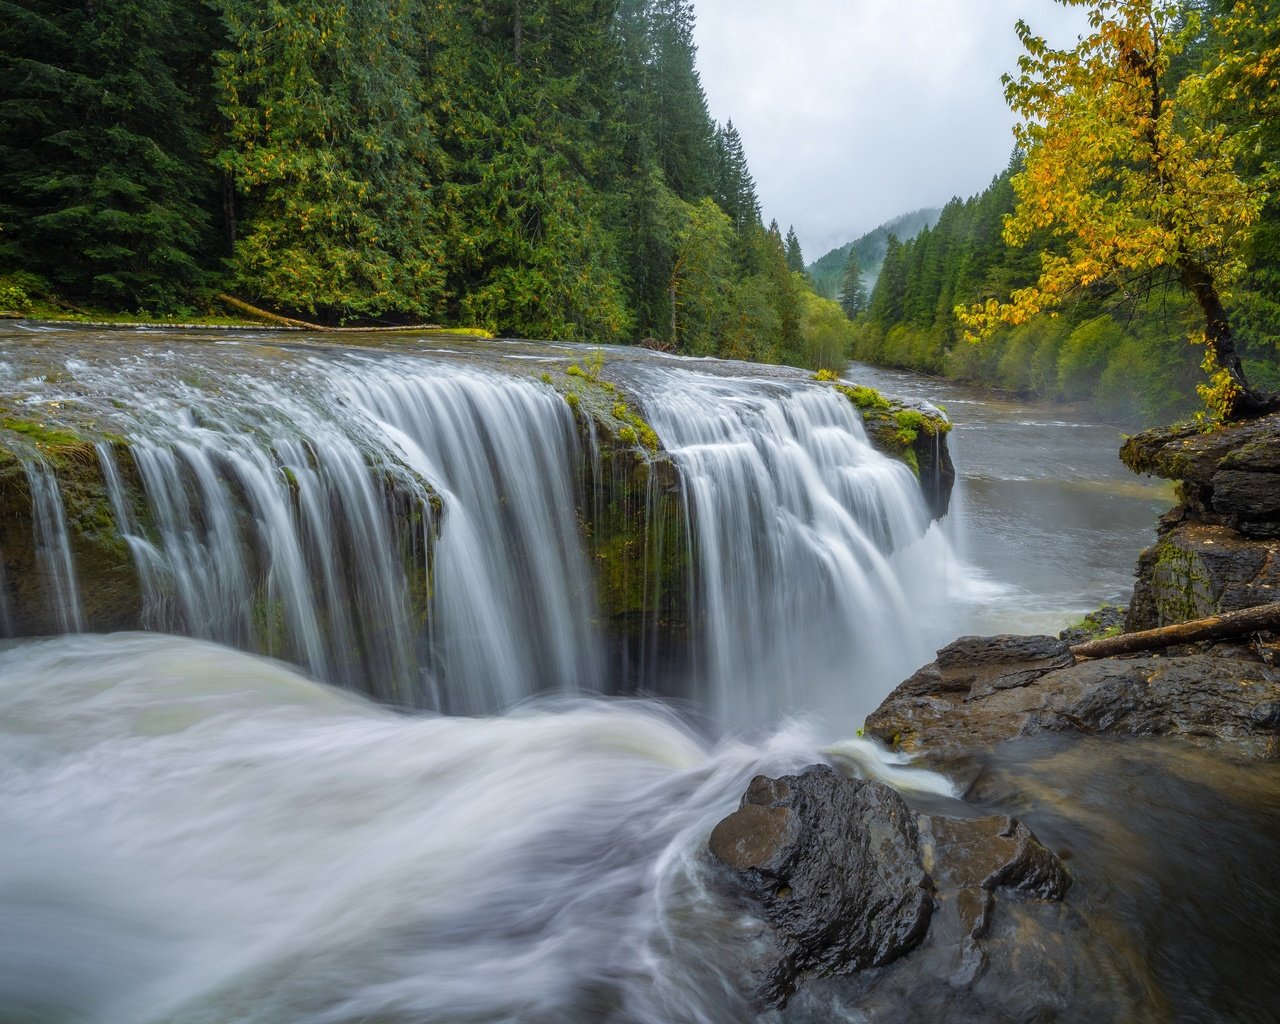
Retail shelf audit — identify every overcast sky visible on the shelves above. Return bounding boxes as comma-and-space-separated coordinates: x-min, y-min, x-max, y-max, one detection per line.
691, 0, 1092, 263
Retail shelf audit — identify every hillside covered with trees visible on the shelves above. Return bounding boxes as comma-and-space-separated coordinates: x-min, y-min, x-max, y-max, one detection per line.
851, 0, 1280, 425
807, 208, 941, 302
0, 0, 854, 369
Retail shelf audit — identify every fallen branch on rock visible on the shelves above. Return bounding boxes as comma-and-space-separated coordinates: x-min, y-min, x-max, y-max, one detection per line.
1070, 602, 1280, 659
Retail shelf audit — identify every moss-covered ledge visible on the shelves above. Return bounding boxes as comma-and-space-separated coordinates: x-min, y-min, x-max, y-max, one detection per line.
0, 416, 143, 633
814, 373, 956, 520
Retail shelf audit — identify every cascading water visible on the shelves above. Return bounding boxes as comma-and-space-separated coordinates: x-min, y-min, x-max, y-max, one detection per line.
0, 328, 960, 727
9, 326, 1255, 1024
0, 633, 956, 1024
336, 359, 604, 710
624, 365, 957, 730
8, 337, 605, 710
24, 459, 84, 634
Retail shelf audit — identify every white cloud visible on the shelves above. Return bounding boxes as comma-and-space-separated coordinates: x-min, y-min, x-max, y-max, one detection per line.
691, 0, 1091, 261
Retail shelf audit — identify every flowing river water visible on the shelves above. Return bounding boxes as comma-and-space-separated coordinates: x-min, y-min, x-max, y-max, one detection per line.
0, 324, 1274, 1023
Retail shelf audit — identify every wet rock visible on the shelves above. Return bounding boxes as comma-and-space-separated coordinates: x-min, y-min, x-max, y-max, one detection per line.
1127, 523, 1280, 630
711, 766, 1109, 1021
922, 816, 1071, 901
867, 644, 1280, 757
1120, 412, 1280, 498
1058, 604, 1126, 645
1123, 415, 1280, 630
1212, 468, 1280, 527
875, 636, 1074, 726
708, 765, 933, 1005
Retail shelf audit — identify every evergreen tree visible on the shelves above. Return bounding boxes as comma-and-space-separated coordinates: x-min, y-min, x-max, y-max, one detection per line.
784, 226, 805, 274
868, 235, 907, 328
433, 0, 629, 339
713, 120, 761, 234
0, 0, 215, 309
648, 0, 717, 201
839, 250, 868, 318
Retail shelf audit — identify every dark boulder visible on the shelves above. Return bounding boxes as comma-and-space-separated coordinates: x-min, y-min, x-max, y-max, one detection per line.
922, 815, 1071, 902
708, 766, 1096, 1018
708, 765, 933, 1005
1122, 415, 1280, 630
1127, 523, 1280, 630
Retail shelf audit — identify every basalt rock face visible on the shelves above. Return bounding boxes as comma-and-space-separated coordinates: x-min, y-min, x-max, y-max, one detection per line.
708, 765, 1098, 1019
1122, 414, 1280, 629
864, 635, 1280, 758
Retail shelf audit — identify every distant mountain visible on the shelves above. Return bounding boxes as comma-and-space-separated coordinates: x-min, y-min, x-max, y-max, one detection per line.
807, 207, 942, 301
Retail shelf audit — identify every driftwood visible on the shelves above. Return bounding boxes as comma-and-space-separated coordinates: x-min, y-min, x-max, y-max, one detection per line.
1071, 602, 1280, 660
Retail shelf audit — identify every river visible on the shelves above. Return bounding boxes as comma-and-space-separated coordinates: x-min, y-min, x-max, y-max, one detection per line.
1, 326, 1271, 1024
847, 360, 1174, 636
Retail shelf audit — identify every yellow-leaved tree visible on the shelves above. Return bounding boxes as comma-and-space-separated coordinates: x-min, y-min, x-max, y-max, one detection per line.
959, 0, 1279, 420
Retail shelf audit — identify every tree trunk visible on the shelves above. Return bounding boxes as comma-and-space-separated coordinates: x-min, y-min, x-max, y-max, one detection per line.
1179, 260, 1278, 419
513, 0, 523, 67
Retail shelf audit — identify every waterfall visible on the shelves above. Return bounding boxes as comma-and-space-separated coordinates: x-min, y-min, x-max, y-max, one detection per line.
0, 633, 824, 1024
25, 460, 85, 634
1, 330, 961, 729
623, 366, 955, 730
332, 360, 603, 711
60, 348, 603, 710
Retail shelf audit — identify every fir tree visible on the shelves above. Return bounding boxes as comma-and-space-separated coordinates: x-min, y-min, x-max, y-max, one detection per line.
213, 0, 446, 321
784, 226, 805, 274
839, 251, 868, 318
0, 0, 215, 309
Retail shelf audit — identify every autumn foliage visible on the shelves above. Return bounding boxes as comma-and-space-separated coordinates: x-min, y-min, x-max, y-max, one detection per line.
959, 0, 1280, 419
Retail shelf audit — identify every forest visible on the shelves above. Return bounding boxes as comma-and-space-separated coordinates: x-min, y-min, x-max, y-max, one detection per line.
0, 0, 855, 370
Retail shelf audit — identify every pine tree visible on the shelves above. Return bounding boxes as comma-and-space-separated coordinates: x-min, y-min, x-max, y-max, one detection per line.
784, 226, 805, 274
648, 0, 717, 201
433, 0, 629, 339
839, 250, 868, 318
0, 0, 215, 309
713, 120, 761, 234
868, 236, 907, 328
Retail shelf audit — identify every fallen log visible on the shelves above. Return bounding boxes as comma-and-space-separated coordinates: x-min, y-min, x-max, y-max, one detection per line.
216, 294, 442, 333
216, 293, 333, 331
1071, 602, 1280, 660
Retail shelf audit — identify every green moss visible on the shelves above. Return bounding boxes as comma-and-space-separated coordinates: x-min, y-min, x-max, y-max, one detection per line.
251, 593, 289, 653
581, 443, 689, 645
812, 368, 841, 382
2, 417, 86, 451
420, 326, 493, 338
610, 400, 659, 452
835, 383, 892, 411
1149, 539, 1215, 623
565, 391, 580, 411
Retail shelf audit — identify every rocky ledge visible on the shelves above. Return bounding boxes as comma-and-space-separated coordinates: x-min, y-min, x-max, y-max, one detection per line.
1122, 413, 1280, 628
865, 634, 1280, 758
706, 764, 1136, 1020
